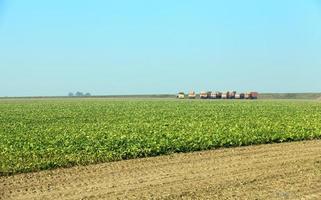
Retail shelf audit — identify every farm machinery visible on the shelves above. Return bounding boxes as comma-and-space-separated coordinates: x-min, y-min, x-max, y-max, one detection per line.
200, 91, 208, 99
188, 91, 196, 99
177, 91, 258, 100
177, 92, 185, 99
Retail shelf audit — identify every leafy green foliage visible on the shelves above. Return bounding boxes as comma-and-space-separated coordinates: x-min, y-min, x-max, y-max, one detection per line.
1, 99, 321, 175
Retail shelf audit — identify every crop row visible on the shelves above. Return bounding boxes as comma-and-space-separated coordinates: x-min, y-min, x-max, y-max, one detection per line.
1, 99, 321, 175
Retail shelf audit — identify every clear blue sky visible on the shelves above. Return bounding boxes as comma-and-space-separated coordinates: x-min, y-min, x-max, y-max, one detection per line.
1, 0, 321, 96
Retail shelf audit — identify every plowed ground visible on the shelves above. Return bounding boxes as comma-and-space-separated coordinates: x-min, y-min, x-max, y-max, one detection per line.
1, 140, 321, 200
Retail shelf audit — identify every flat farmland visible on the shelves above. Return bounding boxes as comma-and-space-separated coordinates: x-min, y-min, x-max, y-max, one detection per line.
1, 140, 321, 199
1, 98, 321, 175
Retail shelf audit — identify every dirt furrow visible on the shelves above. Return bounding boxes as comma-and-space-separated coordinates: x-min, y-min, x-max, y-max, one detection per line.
1, 140, 321, 200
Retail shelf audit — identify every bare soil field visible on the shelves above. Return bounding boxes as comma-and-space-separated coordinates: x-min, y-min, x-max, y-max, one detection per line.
1, 140, 321, 200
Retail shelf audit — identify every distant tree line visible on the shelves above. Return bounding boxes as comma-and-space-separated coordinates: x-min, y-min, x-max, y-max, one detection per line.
68, 92, 91, 97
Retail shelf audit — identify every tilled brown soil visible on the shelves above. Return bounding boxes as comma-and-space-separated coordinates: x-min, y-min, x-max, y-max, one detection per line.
1, 140, 321, 200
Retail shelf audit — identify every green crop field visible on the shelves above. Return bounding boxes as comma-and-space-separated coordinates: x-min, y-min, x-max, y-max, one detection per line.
1, 98, 321, 175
